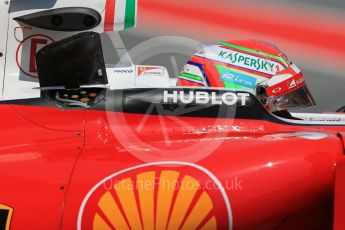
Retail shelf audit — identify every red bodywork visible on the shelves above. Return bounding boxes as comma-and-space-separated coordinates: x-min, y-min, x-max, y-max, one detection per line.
0, 100, 344, 230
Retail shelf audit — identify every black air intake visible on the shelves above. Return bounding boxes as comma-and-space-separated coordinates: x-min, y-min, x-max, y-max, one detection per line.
14, 7, 101, 31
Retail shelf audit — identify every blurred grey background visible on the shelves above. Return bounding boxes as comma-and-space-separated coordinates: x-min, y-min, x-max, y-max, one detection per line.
102, 0, 345, 113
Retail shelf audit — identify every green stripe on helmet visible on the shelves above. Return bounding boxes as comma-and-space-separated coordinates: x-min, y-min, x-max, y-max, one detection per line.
180, 73, 204, 82
223, 82, 241, 89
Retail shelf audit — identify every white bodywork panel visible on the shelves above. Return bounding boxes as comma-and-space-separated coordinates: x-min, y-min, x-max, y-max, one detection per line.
0, 2, 10, 100
107, 65, 171, 90
0, 0, 139, 101
2, 0, 103, 100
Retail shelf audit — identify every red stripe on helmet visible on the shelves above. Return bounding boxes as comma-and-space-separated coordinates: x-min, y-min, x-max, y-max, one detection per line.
104, 0, 116, 32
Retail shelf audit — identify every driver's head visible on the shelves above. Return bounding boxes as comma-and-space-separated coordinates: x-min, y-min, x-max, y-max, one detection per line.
178, 39, 316, 112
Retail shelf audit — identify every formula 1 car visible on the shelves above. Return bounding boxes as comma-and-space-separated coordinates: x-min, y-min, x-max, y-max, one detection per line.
1, 1, 345, 230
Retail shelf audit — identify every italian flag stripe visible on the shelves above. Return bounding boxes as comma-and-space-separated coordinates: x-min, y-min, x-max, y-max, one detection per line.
104, 0, 116, 31
104, 0, 137, 31
114, 0, 126, 30
124, 0, 137, 29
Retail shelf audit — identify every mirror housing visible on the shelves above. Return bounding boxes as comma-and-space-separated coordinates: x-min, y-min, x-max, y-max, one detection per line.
36, 32, 108, 109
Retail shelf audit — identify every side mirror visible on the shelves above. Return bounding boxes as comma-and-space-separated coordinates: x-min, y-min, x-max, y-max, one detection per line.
36, 32, 108, 109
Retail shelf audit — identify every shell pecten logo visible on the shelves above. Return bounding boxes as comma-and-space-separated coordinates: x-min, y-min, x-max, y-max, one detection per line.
0, 204, 13, 230
78, 162, 232, 230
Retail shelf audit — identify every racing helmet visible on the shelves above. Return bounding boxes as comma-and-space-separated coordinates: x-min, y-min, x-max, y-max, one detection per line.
178, 39, 316, 112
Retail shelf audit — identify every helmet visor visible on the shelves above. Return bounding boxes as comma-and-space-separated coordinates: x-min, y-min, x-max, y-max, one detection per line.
268, 85, 316, 112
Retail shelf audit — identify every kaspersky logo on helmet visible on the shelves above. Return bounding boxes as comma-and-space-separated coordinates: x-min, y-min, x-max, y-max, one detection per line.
163, 90, 249, 106
217, 49, 284, 75
196, 46, 285, 76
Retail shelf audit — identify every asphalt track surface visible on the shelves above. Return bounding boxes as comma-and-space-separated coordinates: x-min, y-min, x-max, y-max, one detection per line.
103, 0, 345, 113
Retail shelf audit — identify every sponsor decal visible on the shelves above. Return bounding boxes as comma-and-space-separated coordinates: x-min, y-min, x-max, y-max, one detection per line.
309, 118, 341, 122
114, 69, 134, 74
217, 49, 283, 75
296, 77, 305, 85
0, 204, 13, 230
289, 79, 296, 89
267, 73, 305, 96
272, 87, 282, 94
16, 34, 55, 78
163, 90, 249, 106
195, 47, 284, 76
218, 41, 290, 67
220, 71, 257, 89
137, 66, 164, 76
78, 162, 232, 230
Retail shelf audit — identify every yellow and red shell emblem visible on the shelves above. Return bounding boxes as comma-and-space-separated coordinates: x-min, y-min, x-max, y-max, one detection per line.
0, 204, 13, 230
78, 162, 232, 230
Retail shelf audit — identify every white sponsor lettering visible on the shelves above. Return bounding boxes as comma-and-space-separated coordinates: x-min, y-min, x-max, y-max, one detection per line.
196, 91, 209, 104
163, 91, 249, 106
237, 93, 250, 105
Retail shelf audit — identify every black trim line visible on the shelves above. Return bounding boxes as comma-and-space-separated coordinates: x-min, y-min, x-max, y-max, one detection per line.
1, 88, 344, 127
